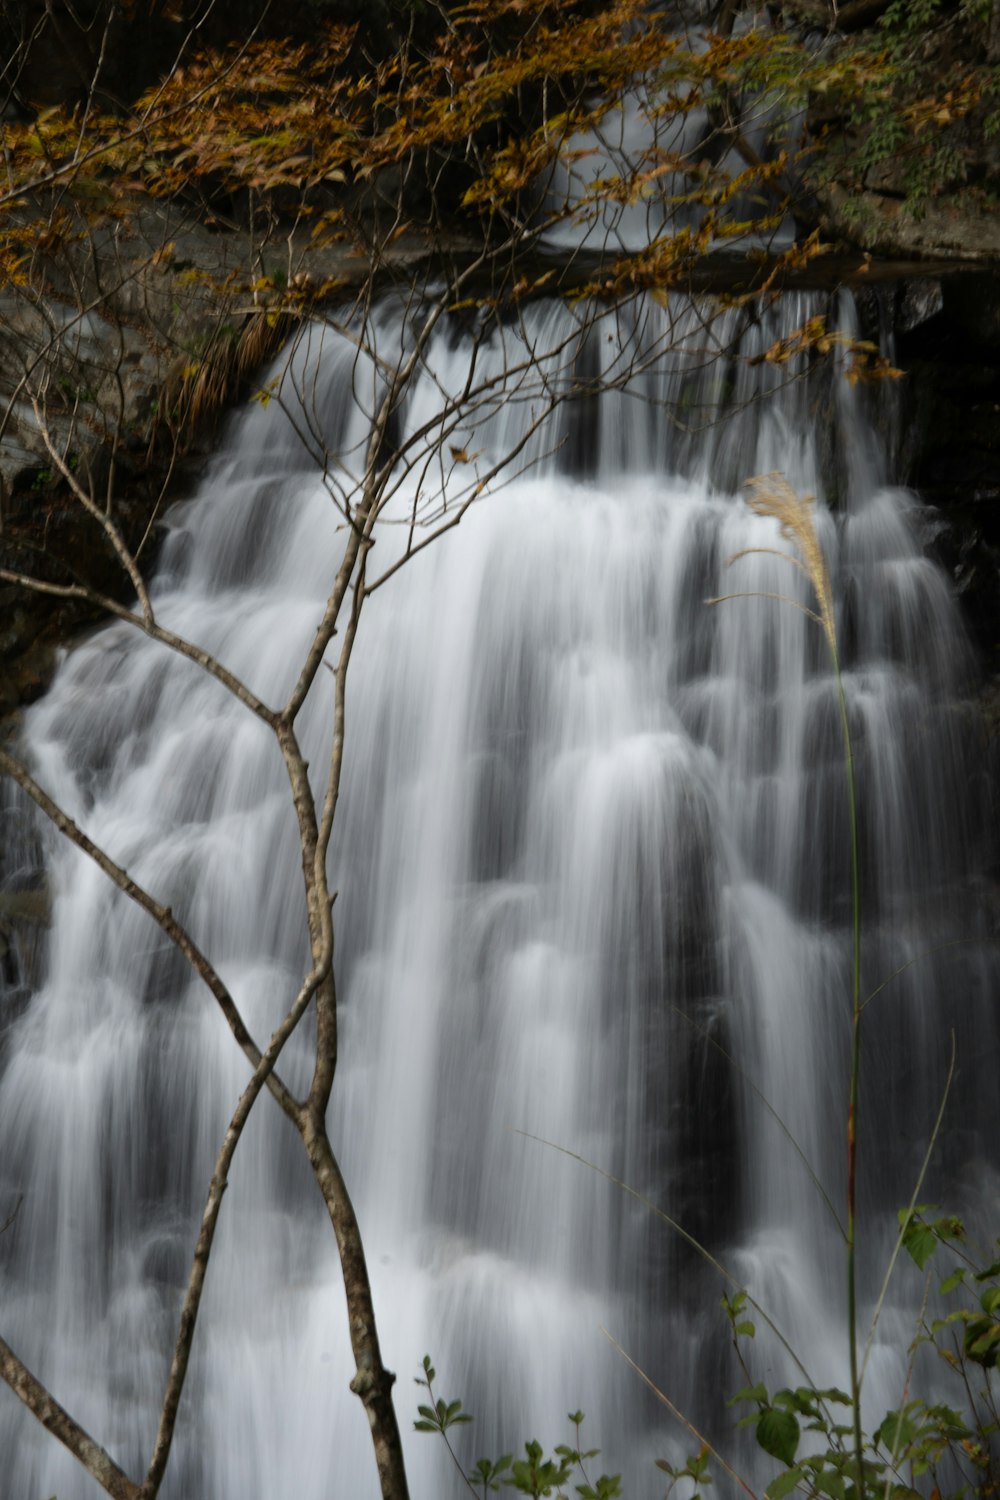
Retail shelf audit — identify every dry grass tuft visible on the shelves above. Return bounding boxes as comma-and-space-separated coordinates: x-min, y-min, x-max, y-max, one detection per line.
709, 470, 837, 657
158, 307, 293, 447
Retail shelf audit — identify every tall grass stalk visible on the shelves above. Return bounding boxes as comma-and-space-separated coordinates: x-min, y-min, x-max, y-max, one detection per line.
711, 472, 865, 1487
418, 474, 991, 1500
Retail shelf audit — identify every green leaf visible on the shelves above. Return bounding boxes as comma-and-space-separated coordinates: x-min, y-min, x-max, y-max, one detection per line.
902, 1220, 938, 1271
875, 1411, 916, 1452
816, 1388, 852, 1406
468, 1455, 513, 1491
774, 1390, 815, 1415
688, 1449, 711, 1481
939, 1268, 966, 1294
757, 1408, 800, 1466
729, 1382, 768, 1407
965, 1319, 1000, 1366
576, 1475, 622, 1499
766, 1464, 805, 1499
722, 1290, 748, 1321
443, 1398, 473, 1427
980, 1286, 1000, 1315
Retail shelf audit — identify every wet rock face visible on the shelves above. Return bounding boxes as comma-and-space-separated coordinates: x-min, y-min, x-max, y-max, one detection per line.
0, 200, 466, 718
0, 211, 280, 713
894, 272, 1000, 675
818, 184, 1000, 267
1, 237, 999, 720
0, 726, 49, 1031
0, 604, 58, 715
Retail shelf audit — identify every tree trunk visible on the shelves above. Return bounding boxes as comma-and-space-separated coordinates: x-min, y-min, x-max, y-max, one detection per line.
303, 1124, 410, 1500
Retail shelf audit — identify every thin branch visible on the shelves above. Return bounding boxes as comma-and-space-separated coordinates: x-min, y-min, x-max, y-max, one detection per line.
514, 1131, 826, 1397
0, 13, 272, 214
705, 589, 826, 627
600, 1327, 759, 1500
0, 1336, 140, 1500
31, 393, 153, 624
0, 568, 277, 729
860, 939, 985, 1014
0, 1196, 22, 1235
665, 998, 845, 1239
0, 746, 300, 1125
141, 965, 320, 1499
302, 1123, 409, 1500
859, 1033, 956, 1391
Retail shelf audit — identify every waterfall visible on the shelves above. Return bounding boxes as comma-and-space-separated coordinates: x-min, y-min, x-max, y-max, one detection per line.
0, 290, 996, 1498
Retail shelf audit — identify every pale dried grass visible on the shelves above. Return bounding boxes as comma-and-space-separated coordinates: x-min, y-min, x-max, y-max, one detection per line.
708, 470, 837, 659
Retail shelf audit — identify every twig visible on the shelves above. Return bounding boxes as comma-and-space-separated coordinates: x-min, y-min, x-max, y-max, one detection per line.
600, 1327, 759, 1500
0, 747, 300, 1126
0, 1336, 140, 1500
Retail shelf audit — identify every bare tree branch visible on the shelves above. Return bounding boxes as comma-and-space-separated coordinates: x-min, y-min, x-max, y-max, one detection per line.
31, 392, 154, 623
0, 1197, 22, 1235
0, 1337, 141, 1500
0, 746, 301, 1125
0, 9, 272, 213
140, 964, 322, 1499
0, 568, 278, 729
302, 1121, 408, 1500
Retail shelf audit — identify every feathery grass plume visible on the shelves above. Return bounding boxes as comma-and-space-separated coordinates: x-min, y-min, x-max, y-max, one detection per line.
708, 471, 837, 662
744, 473, 836, 656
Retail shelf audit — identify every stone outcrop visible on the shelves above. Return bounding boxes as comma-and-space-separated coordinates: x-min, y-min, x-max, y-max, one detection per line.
818, 186, 1000, 267
3, 228, 1000, 711
0, 215, 221, 708
0, 210, 394, 712
894, 273, 1000, 674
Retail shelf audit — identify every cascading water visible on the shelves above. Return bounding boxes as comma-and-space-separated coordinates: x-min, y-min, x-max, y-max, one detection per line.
0, 289, 997, 1498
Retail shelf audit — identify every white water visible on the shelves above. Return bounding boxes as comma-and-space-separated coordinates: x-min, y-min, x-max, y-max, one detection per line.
0, 292, 997, 1497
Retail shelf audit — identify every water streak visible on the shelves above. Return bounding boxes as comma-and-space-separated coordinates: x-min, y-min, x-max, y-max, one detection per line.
0, 292, 996, 1498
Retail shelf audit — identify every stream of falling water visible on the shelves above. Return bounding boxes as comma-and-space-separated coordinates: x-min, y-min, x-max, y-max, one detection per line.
0, 292, 996, 1497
